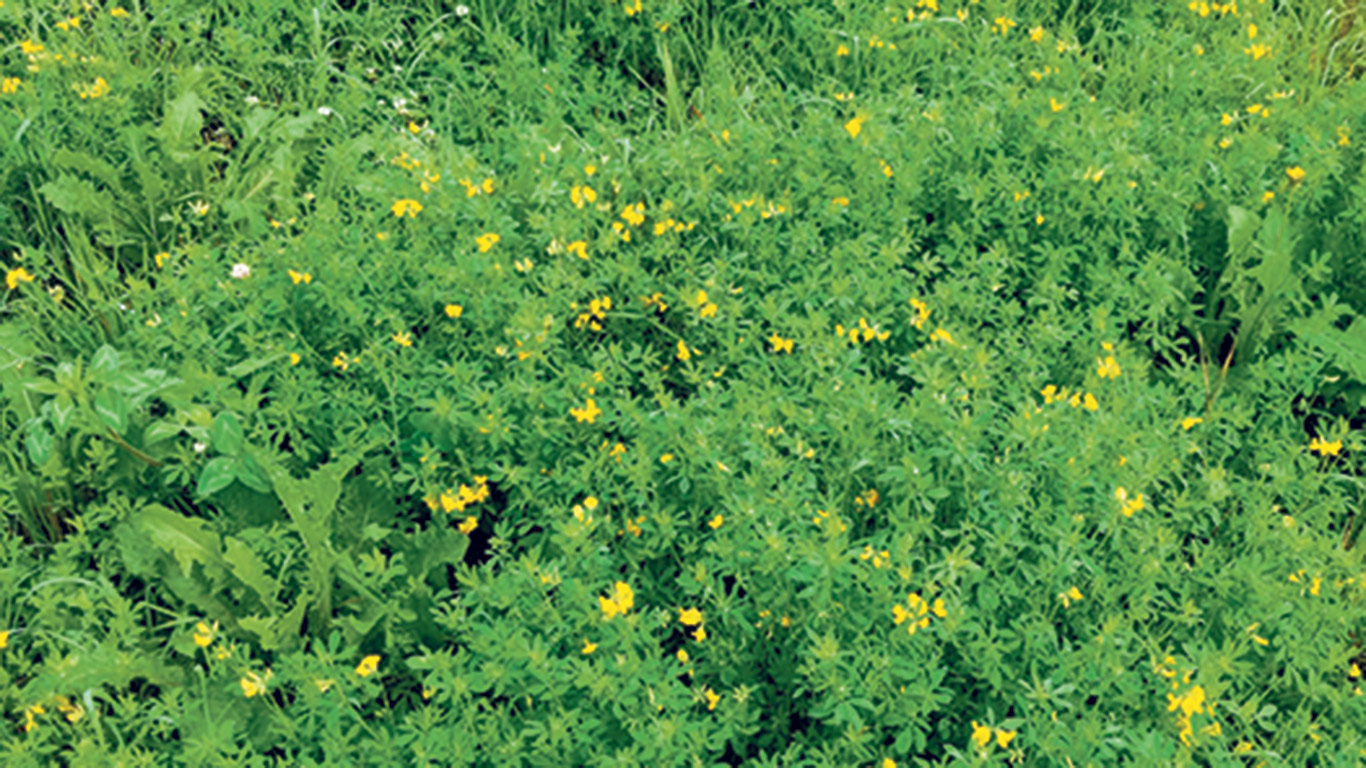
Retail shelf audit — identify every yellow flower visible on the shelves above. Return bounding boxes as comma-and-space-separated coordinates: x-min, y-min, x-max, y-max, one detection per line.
289, 352, 301, 366
1262, 191, 1275, 203
844, 115, 865, 139
1050, 97, 1065, 113
6, 267, 36, 290
1286, 166, 1306, 183
110, 7, 129, 17
832, 196, 850, 206
836, 44, 850, 56
970, 720, 992, 748
331, 352, 352, 371
392, 331, 413, 347
659, 453, 675, 463
355, 654, 381, 678
1035, 214, 1045, 225
708, 514, 724, 529
1309, 437, 1342, 456
1082, 392, 1099, 411
0, 77, 20, 94
1181, 416, 1203, 430
883, 760, 897, 768
679, 607, 703, 625
693, 624, 707, 641
677, 340, 695, 361
1029, 26, 1045, 42
768, 333, 794, 353
996, 729, 1017, 748
193, 620, 218, 648
1096, 355, 1121, 379
458, 516, 477, 534
582, 639, 597, 654
992, 16, 1017, 34
445, 303, 464, 318
570, 398, 602, 423
1059, 586, 1083, 608
704, 687, 720, 710
241, 669, 273, 698
566, 240, 588, 260
599, 581, 635, 619
475, 233, 501, 253
1244, 43, 1270, 60
288, 269, 312, 285
20, 40, 45, 55
391, 199, 423, 218
0, 630, 9, 648
623, 0, 641, 15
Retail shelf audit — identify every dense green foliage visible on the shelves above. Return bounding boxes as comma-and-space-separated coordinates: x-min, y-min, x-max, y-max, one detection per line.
2, 0, 1366, 765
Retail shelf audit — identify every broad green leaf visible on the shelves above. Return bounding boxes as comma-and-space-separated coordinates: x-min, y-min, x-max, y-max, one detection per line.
196, 457, 237, 497
93, 388, 129, 432
209, 411, 244, 455
25, 418, 53, 466
233, 453, 272, 494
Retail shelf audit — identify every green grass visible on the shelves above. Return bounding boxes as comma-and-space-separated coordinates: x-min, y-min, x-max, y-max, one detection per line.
1, 0, 1366, 765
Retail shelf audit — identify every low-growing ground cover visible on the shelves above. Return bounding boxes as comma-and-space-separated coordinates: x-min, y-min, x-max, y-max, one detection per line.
1, 0, 1365, 765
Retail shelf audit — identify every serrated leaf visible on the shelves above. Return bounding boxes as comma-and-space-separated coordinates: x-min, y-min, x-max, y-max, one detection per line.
39, 174, 116, 223
130, 504, 225, 581
223, 536, 280, 609
160, 90, 205, 150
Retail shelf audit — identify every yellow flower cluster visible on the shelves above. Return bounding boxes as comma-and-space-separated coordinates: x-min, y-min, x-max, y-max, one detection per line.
73, 77, 109, 99
241, 668, 273, 698
427, 476, 489, 517
1309, 436, 1343, 456
768, 333, 794, 353
598, 581, 634, 619
970, 720, 1017, 750
391, 198, 423, 218
475, 232, 500, 253
355, 654, 381, 678
835, 317, 890, 345
458, 177, 494, 197
570, 397, 602, 424
892, 591, 946, 636
1058, 586, 1083, 608
860, 545, 891, 569
1039, 384, 1099, 412
1114, 487, 1145, 518
694, 290, 718, 319
573, 296, 612, 331
908, 298, 931, 329
1096, 342, 1121, 378
679, 606, 707, 641
6, 267, 36, 290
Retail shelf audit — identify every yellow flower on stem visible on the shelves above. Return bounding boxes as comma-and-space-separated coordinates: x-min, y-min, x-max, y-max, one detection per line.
599, 581, 634, 619
193, 620, 218, 648
6, 267, 36, 290
475, 233, 501, 253
355, 654, 381, 678
392, 331, 413, 347
391, 199, 423, 218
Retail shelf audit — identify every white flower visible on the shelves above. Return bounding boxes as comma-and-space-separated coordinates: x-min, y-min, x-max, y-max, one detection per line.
231, 263, 251, 279
245, 95, 260, 106
193, 441, 207, 454
317, 106, 332, 116
455, 4, 470, 17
